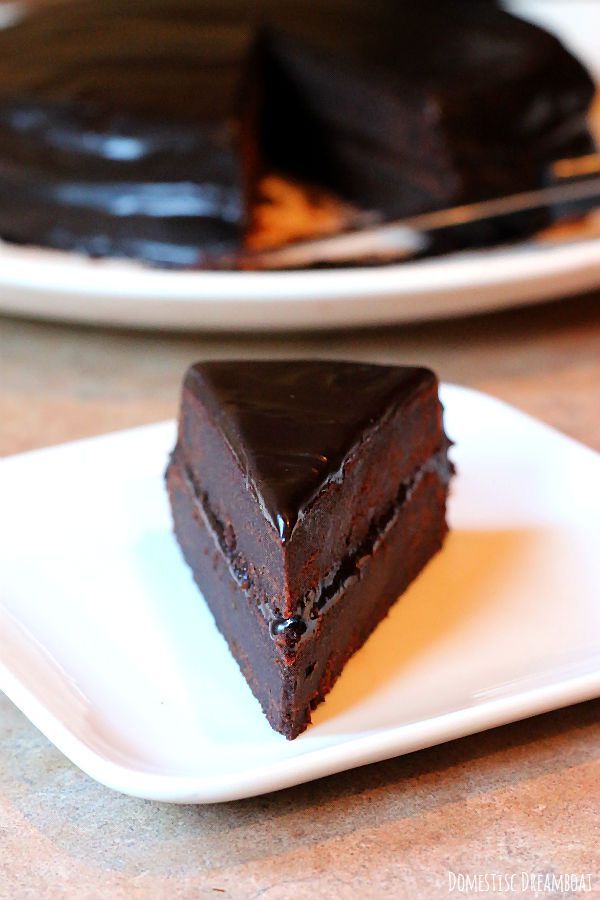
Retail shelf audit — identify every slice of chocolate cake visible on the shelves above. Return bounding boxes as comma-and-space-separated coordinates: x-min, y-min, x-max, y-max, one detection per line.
166, 360, 453, 739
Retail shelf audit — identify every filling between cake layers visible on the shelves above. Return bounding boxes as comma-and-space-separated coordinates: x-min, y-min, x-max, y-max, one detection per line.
178, 443, 451, 648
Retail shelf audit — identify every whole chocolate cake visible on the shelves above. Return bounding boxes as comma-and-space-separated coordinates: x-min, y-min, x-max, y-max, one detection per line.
0, 0, 594, 266
166, 360, 453, 738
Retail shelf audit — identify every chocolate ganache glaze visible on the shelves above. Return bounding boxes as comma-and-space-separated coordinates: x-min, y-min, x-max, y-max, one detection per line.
184, 359, 436, 541
0, 0, 594, 267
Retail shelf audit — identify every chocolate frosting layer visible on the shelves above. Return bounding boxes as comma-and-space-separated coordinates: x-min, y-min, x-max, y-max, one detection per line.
184, 359, 436, 541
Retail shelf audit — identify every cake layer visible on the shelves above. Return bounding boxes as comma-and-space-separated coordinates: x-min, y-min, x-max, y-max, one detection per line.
167, 439, 450, 738
176, 361, 444, 617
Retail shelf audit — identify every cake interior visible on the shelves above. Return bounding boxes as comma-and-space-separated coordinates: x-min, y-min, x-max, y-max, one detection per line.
168, 440, 451, 737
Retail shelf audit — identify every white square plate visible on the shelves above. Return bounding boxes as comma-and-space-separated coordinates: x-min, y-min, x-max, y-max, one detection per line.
0, 385, 598, 803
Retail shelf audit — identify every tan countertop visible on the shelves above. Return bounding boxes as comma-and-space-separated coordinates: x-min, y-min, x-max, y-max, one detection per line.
1, 295, 599, 899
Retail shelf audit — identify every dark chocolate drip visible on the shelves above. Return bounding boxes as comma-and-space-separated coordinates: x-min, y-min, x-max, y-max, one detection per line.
185, 360, 436, 542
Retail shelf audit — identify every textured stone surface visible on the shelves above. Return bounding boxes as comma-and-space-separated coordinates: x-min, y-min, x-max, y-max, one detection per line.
0, 692, 598, 899
1, 292, 599, 898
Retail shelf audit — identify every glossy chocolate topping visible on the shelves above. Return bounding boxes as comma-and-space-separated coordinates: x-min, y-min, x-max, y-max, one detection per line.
0, 0, 257, 265
185, 360, 436, 541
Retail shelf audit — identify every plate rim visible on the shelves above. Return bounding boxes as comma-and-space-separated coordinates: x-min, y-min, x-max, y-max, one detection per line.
1, 650, 598, 804
0, 236, 599, 331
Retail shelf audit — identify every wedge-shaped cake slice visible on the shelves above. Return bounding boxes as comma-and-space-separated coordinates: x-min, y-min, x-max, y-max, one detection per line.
166, 360, 453, 738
